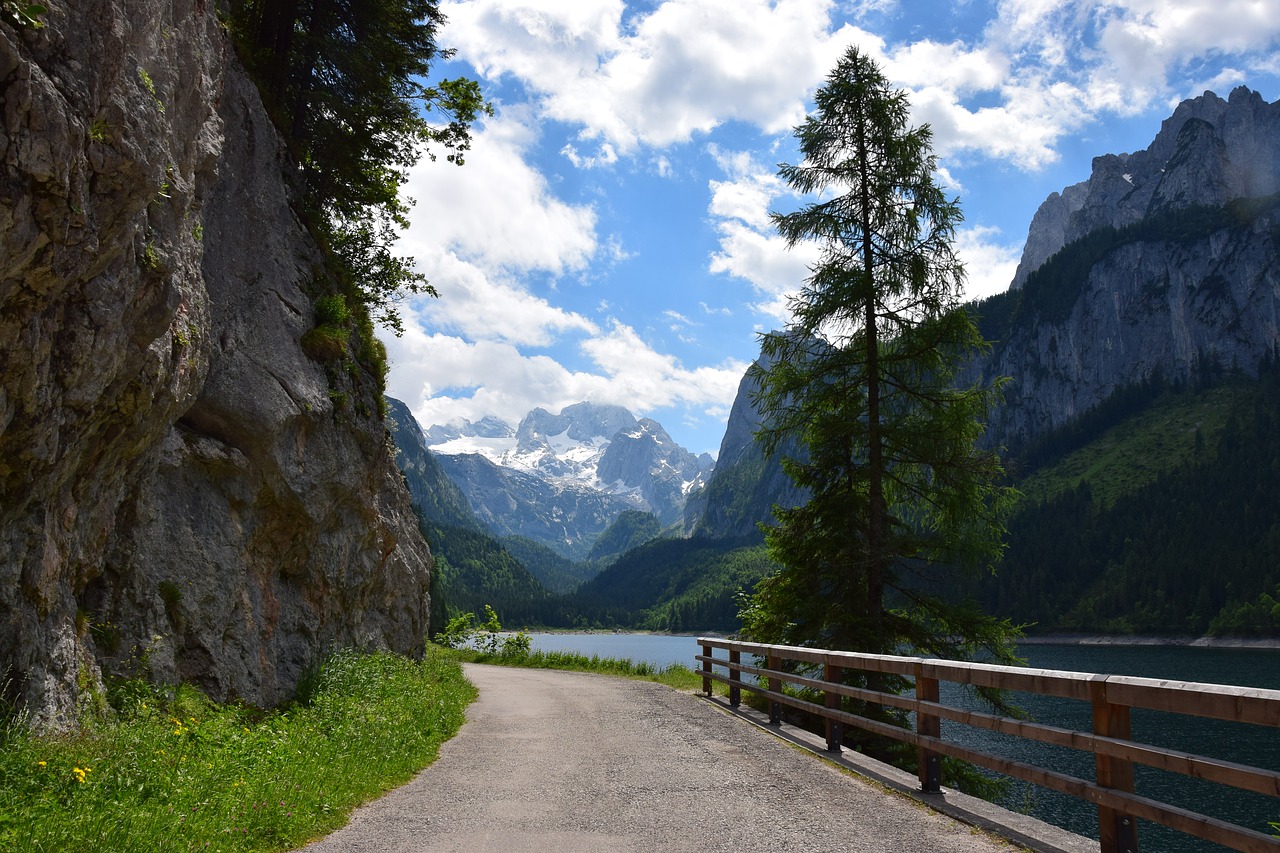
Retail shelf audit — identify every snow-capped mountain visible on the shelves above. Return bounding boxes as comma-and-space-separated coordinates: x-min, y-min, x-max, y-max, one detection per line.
425, 402, 712, 506
405, 401, 715, 556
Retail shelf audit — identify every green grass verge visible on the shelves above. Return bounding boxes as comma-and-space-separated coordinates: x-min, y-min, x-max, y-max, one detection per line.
0, 646, 474, 852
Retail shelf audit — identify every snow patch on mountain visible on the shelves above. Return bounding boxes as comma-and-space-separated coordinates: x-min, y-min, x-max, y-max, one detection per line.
422, 402, 714, 528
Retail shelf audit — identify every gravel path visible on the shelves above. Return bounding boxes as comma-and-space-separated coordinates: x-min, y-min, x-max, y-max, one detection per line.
296, 663, 1016, 852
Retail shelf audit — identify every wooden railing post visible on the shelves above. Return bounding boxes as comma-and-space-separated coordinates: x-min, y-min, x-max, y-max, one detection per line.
1092, 677, 1139, 853
729, 649, 742, 707
915, 663, 941, 793
767, 653, 782, 725
824, 663, 842, 753
701, 642, 712, 696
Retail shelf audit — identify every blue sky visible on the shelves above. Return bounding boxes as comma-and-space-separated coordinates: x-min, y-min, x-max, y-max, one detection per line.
382, 0, 1280, 455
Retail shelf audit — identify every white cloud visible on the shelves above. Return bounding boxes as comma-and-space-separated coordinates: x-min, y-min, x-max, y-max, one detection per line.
884, 40, 1008, 95
953, 226, 1021, 302
561, 141, 619, 169
384, 328, 592, 428
412, 253, 597, 347
441, 0, 1280, 179
579, 321, 748, 409
443, 0, 864, 153
402, 110, 597, 275
705, 149, 819, 323
384, 319, 747, 432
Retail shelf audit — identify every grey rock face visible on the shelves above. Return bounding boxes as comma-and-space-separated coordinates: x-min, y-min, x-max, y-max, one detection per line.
985, 208, 1280, 446
435, 452, 637, 560
596, 418, 714, 526
686, 353, 805, 540
1011, 88, 1280, 289
1, 3, 431, 727
1010, 181, 1088, 289
987, 87, 1280, 447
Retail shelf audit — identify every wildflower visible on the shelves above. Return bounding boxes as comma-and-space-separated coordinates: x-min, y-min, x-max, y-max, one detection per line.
72, 767, 87, 783
37, 760, 46, 767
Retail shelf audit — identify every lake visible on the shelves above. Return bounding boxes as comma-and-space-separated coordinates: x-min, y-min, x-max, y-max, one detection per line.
523, 633, 1280, 852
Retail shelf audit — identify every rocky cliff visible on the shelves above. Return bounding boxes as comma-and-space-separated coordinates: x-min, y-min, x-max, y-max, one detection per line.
985, 87, 1280, 446
684, 354, 804, 540
0, 1, 432, 728
1011, 87, 1280, 289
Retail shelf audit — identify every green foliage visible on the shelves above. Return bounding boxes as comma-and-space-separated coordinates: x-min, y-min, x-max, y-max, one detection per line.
962, 352, 1280, 635
1016, 378, 1242, 508
499, 535, 600, 594
301, 294, 356, 363
1, 1, 45, 28
313, 293, 351, 327
0, 648, 472, 850
585, 510, 663, 564
551, 537, 773, 631
430, 606, 531, 658
1210, 585, 1280, 636
227, 0, 490, 339
421, 519, 550, 626
745, 47, 1019, 675
156, 581, 181, 608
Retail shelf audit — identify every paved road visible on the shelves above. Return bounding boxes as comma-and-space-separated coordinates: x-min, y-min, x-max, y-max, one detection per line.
298, 664, 1016, 852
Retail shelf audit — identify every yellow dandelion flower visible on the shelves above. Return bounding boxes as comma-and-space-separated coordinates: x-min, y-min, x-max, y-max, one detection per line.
72, 767, 86, 783
37, 760, 46, 767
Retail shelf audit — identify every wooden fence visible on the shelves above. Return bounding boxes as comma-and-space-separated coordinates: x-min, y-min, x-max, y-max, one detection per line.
696, 637, 1280, 853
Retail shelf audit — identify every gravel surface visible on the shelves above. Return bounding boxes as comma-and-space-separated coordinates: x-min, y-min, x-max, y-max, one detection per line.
296, 663, 1016, 852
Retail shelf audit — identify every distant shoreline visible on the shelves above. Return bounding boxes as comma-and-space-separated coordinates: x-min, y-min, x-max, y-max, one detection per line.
517, 627, 1280, 650
1018, 634, 1280, 650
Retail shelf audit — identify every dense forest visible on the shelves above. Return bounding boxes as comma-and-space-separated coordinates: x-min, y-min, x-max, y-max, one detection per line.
956, 349, 1280, 636
422, 513, 772, 634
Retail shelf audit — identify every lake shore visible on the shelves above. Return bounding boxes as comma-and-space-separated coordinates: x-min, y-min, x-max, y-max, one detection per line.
519, 628, 1280, 651
1018, 633, 1280, 650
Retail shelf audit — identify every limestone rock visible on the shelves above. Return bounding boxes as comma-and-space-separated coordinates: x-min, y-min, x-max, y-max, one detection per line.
0, 2, 431, 727
1011, 87, 1280, 289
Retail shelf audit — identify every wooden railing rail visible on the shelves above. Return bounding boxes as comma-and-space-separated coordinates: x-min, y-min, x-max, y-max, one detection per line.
697, 637, 1280, 853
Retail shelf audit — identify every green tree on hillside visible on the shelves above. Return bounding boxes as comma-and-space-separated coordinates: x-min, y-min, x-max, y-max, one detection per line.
228, 0, 490, 333
742, 47, 1019, 671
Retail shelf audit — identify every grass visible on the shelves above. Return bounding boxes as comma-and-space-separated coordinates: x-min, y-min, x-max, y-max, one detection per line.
0, 646, 474, 852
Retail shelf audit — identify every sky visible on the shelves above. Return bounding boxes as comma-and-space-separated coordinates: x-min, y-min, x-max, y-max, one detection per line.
381, 0, 1280, 456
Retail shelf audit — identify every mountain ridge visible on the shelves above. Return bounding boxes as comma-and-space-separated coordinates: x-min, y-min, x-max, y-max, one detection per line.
395, 399, 712, 558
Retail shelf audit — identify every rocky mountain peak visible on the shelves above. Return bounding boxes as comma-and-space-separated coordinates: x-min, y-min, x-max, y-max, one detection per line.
401, 401, 713, 555
516, 401, 638, 445
1011, 86, 1280, 288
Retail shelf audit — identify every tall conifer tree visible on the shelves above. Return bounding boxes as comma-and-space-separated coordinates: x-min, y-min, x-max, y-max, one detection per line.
742, 47, 1019, 672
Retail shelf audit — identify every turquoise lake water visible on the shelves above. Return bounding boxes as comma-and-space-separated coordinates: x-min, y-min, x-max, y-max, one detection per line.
523, 633, 1280, 852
